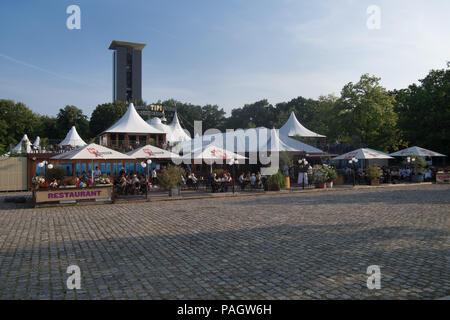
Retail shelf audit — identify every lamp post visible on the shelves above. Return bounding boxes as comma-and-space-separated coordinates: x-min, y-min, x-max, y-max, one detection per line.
229, 159, 237, 194
141, 162, 147, 198
147, 159, 152, 197
350, 157, 359, 186
298, 158, 308, 189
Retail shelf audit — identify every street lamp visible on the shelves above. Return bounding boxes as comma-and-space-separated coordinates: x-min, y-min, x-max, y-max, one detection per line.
350, 157, 359, 186
141, 162, 147, 198
39, 160, 51, 181
229, 159, 238, 194
146, 159, 152, 195
298, 158, 309, 189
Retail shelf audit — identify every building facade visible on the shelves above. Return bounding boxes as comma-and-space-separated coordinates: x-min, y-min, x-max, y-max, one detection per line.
109, 40, 146, 103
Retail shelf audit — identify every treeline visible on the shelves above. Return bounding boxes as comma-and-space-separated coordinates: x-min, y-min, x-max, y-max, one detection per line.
1, 69, 449, 156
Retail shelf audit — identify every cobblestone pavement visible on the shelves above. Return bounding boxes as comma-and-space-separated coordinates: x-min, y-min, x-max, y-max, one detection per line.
0, 185, 448, 300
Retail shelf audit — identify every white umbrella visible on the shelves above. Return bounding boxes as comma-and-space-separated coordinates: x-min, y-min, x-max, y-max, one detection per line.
333, 148, 394, 160
126, 144, 179, 159
389, 146, 446, 158
52, 143, 135, 181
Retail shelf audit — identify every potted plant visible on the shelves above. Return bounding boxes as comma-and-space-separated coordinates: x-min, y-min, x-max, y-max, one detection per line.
411, 156, 426, 183
324, 166, 338, 188
311, 166, 328, 189
264, 171, 286, 191
158, 165, 186, 196
366, 165, 382, 185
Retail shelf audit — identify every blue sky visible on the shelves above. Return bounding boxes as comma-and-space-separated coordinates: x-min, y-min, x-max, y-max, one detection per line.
0, 0, 449, 117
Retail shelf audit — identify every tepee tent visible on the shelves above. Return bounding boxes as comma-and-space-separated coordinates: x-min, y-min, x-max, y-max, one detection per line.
146, 117, 173, 142
279, 112, 325, 138
169, 110, 191, 143
32, 136, 41, 152
59, 126, 87, 147
103, 103, 163, 134
12, 134, 32, 153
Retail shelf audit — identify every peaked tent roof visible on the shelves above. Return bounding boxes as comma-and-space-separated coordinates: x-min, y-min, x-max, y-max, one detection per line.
103, 103, 164, 134
12, 134, 32, 153
147, 117, 173, 142
168, 110, 191, 142
52, 143, 135, 160
333, 148, 394, 160
59, 126, 87, 147
174, 127, 324, 154
32, 136, 40, 147
389, 146, 446, 157
180, 145, 247, 164
279, 112, 326, 138
126, 144, 179, 159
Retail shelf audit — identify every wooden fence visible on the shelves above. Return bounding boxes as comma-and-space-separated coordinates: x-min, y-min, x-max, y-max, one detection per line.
0, 157, 28, 191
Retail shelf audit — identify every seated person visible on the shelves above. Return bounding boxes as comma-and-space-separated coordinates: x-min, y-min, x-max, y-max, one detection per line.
250, 173, 257, 188
239, 173, 248, 190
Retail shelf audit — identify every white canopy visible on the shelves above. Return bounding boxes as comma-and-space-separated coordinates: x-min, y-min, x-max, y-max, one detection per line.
51, 143, 134, 160
33, 136, 40, 147
389, 146, 446, 158
180, 145, 247, 164
12, 134, 32, 153
126, 144, 179, 159
174, 127, 324, 155
333, 148, 394, 160
279, 112, 326, 138
147, 117, 173, 142
59, 126, 87, 147
169, 111, 191, 143
103, 103, 164, 134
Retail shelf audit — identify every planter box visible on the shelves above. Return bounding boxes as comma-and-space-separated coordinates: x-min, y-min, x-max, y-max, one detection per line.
436, 173, 450, 184
168, 187, 181, 197
411, 175, 424, 183
333, 175, 345, 185
33, 185, 113, 207
265, 184, 280, 191
326, 182, 333, 188
369, 179, 380, 185
315, 182, 327, 189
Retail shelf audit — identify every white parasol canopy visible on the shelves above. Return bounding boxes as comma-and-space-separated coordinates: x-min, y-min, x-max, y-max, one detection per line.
12, 134, 32, 153
279, 112, 326, 138
333, 148, 394, 160
59, 126, 87, 147
389, 146, 446, 158
103, 103, 164, 134
126, 144, 179, 159
169, 110, 191, 143
51, 143, 135, 160
180, 145, 246, 164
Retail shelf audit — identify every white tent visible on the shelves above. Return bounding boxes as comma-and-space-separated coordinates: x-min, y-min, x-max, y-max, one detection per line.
59, 126, 87, 147
333, 148, 394, 160
389, 146, 446, 158
103, 103, 164, 134
52, 143, 134, 160
12, 134, 32, 153
126, 144, 179, 159
168, 110, 191, 143
279, 112, 325, 138
146, 117, 173, 142
32, 136, 41, 152
174, 127, 323, 155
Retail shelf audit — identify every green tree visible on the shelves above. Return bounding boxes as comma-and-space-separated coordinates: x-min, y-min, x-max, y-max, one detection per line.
201, 104, 227, 131
89, 101, 127, 137
0, 99, 41, 153
56, 105, 89, 141
225, 99, 276, 129
335, 74, 401, 151
393, 68, 450, 156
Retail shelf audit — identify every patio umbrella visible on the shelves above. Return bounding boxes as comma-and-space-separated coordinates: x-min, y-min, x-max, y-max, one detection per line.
333, 148, 394, 160
389, 146, 446, 158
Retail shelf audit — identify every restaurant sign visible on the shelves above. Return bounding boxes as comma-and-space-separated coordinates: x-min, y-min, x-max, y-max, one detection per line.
436, 173, 450, 184
35, 186, 113, 203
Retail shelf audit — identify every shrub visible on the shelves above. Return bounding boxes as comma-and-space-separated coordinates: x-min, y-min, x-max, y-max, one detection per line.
412, 155, 426, 174
47, 165, 66, 181
266, 171, 286, 189
311, 166, 328, 183
366, 165, 382, 181
158, 165, 186, 190
325, 166, 338, 182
